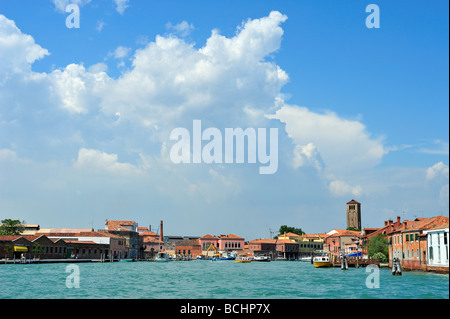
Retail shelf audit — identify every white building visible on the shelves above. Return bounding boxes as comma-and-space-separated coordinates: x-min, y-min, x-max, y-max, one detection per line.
423, 223, 449, 269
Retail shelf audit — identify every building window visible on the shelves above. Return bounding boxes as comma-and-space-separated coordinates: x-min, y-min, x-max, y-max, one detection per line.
415, 233, 418, 241
429, 247, 434, 261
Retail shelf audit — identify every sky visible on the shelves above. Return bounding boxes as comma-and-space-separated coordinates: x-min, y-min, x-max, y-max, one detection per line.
0, 0, 448, 240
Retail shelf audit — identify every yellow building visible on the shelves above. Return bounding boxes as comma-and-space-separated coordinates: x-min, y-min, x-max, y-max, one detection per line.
278, 232, 325, 258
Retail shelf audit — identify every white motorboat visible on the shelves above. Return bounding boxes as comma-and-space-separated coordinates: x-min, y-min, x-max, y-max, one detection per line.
253, 255, 271, 262
155, 252, 171, 262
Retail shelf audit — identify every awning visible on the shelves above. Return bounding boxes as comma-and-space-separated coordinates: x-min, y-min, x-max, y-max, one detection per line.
345, 252, 361, 257
13, 246, 28, 252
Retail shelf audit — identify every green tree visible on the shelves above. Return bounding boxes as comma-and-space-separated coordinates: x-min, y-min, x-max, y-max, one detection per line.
0, 219, 25, 235
347, 226, 360, 231
32, 242, 44, 259
367, 234, 389, 259
372, 252, 387, 262
275, 225, 305, 238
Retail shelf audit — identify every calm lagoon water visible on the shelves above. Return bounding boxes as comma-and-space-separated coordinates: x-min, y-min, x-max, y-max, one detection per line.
0, 260, 448, 299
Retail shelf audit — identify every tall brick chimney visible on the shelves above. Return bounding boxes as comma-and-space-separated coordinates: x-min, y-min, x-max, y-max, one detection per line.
160, 220, 163, 243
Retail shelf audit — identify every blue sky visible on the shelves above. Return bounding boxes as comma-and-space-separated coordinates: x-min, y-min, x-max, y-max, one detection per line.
0, 0, 448, 239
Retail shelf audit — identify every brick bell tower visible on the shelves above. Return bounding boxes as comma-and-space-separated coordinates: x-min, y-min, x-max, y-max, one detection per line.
346, 199, 361, 230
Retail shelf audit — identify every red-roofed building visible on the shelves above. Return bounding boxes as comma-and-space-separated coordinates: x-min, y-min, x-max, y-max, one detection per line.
0, 234, 68, 260
218, 234, 245, 251
276, 238, 299, 260
38, 230, 128, 260
247, 238, 277, 258
323, 229, 362, 257
102, 220, 140, 259
388, 215, 449, 272
197, 234, 245, 254
175, 239, 202, 259
198, 234, 219, 252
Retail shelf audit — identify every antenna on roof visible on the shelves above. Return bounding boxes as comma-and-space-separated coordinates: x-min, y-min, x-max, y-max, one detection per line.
267, 226, 278, 239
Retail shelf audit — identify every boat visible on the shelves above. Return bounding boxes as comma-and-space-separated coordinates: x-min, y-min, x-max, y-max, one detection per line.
219, 251, 237, 260
236, 256, 252, 263
155, 252, 171, 262
119, 258, 134, 262
253, 255, 271, 262
313, 251, 332, 268
298, 256, 312, 262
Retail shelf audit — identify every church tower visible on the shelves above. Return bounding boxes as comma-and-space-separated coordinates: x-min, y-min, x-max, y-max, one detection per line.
346, 199, 361, 230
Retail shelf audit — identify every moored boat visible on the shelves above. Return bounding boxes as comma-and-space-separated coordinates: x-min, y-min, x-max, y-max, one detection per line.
313, 251, 332, 268
253, 255, 271, 262
236, 256, 252, 263
219, 251, 237, 260
155, 252, 171, 262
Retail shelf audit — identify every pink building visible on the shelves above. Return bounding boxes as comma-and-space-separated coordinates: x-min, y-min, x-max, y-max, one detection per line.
198, 234, 219, 251
198, 234, 245, 252
217, 234, 244, 251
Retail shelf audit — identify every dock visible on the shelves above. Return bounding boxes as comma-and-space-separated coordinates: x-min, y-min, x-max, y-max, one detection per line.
332, 257, 381, 268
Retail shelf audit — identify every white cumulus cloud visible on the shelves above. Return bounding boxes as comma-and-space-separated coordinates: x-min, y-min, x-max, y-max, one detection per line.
0, 15, 49, 77
74, 148, 144, 176
114, 0, 130, 15
268, 104, 386, 175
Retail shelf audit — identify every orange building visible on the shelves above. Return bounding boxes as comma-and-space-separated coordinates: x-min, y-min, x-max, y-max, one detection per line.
247, 238, 277, 258
389, 215, 449, 271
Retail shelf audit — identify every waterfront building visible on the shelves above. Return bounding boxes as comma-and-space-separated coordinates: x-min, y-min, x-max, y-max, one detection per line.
198, 234, 219, 257
218, 234, 245, 251
63, 240, 110, 259
423, 223, 449, 273
0, 234, 68, 260
102, 220, 140, 259
278, 232, 324, 258
323, 229, 361, 257
247, 238, 277, 259
347, 199, 361, 230
39, 231, 128, 260
175, 239, 202, 258
276, 239, 299, 260
197, 234, 245, 256
159, 235, 201, 257
388, 215, 449, 272
361, 216, 403, 257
